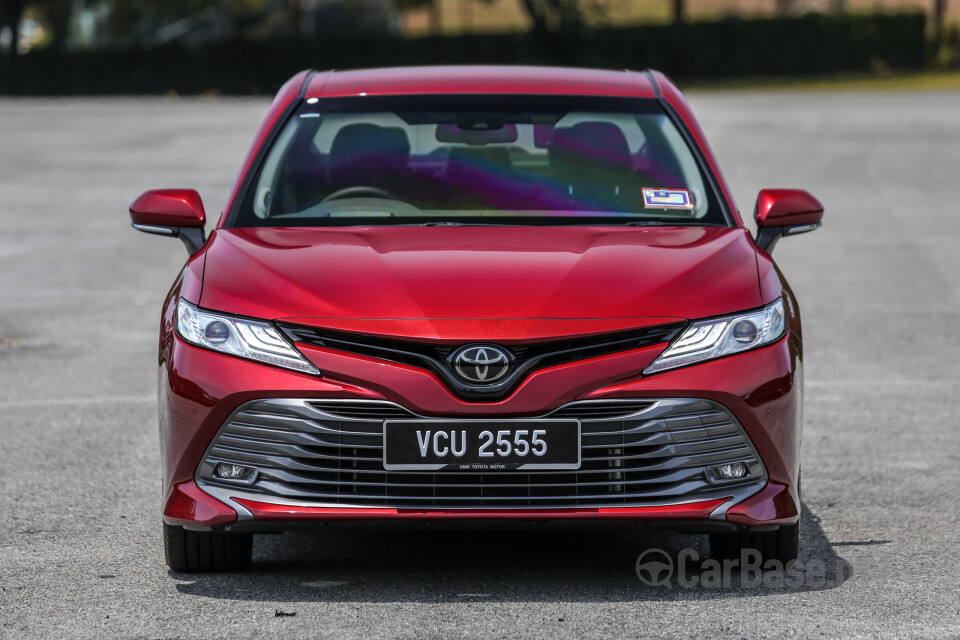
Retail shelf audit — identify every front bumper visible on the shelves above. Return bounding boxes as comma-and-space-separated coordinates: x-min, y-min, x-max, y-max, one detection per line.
159, 327, 802, 532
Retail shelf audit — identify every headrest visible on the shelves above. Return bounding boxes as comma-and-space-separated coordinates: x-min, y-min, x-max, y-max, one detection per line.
330, 123, 410, 158
549, 122, 632, 172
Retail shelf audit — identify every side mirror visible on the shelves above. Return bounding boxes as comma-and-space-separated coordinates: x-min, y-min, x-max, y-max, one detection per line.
130, 189, 207, 254
754, 188, 823, 253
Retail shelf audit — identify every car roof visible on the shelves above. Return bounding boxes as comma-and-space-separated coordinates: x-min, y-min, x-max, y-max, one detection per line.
303, 65, 659, 99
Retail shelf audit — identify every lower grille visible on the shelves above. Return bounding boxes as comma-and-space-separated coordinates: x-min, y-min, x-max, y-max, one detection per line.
197, 398, 766, 510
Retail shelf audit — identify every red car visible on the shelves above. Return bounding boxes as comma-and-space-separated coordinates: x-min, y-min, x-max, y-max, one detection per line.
131, 66, 823, 572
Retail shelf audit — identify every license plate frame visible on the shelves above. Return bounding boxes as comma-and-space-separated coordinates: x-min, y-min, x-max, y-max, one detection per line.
383, 419, 581, 472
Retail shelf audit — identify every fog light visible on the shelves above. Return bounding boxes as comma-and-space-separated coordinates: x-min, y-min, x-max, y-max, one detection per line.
214, 463, 257, 483
707, 462, 749, 483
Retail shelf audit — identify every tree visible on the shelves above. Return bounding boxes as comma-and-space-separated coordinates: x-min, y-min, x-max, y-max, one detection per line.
22, 0, 73, 49
0, 0, 25, 56
672, 0, 684, 25
393, 0, 442, 35
517, 0, 584, 38
106, 0, 266, 43
774, 0, 798, 15
932, 0, 948, 43
3, 0, 74, 55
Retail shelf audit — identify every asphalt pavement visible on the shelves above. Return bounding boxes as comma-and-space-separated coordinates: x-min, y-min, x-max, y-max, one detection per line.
1, 90, 958, 639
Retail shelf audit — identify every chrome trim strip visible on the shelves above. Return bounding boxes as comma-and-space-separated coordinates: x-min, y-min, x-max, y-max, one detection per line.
304, 397, 660, 422
199, 484, 759, 513
196, 488, 255, 524
782, 222, 822, 236
305, 398, 424, 421
545, 399, 660, 421
131, 222, 177, 236
709, 496, 738, 521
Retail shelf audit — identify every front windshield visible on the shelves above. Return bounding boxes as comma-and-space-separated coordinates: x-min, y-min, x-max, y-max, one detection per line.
233, 95, 727, 227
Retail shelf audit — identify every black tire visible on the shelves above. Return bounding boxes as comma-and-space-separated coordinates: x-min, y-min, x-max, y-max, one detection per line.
709, 521, 799, 565
164, 524, 253, 572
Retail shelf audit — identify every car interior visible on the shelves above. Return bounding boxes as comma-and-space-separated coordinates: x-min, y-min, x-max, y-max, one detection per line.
252, 107, 707, 221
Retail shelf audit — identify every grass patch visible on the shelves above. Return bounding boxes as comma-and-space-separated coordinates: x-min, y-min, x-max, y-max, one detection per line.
686, 70, 960, 93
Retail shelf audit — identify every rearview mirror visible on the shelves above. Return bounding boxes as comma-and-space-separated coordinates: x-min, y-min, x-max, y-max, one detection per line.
130, 189, 207, 254
754, 189, 823, 253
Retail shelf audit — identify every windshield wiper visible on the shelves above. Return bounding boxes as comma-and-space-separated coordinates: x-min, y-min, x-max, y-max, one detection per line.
622, 220, 725, 227
415, 221, 516, 227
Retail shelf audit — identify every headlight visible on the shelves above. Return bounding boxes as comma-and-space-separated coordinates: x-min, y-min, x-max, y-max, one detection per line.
644, 298, 786, 375
176, 298, 320, 375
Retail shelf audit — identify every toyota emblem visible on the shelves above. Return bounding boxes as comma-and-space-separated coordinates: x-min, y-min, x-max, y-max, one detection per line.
452, 345, 512, 384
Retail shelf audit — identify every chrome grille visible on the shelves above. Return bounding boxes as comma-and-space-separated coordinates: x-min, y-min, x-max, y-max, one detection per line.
547, 400, 656, 421
197, 398, 766, 509
309, 400, 415, 420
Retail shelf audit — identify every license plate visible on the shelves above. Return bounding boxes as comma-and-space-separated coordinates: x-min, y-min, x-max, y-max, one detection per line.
383, 420, 581, 471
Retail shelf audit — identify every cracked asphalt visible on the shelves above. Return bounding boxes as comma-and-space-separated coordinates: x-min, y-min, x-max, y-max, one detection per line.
1, 89, 958, 638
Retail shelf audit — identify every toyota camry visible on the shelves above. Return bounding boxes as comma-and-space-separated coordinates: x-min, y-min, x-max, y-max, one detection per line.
130, 66, 823, 572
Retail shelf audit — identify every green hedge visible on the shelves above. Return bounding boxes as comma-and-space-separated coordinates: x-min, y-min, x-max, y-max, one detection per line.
0, 12, 927, 95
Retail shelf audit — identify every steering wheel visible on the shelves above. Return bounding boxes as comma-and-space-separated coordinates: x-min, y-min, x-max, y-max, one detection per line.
322, 186, 398, 203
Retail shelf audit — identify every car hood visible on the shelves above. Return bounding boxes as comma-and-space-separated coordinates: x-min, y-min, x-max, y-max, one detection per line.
198, 226, 761, 341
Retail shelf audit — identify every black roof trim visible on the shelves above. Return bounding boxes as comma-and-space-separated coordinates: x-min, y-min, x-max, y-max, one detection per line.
299, 70, 316, 99
641, 69, 663, 98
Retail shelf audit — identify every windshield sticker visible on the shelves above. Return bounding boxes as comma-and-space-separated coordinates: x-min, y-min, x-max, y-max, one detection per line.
642, 188, 693, 210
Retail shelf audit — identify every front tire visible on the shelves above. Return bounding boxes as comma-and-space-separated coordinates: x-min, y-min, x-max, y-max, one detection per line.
164, 524, 253, 572
709, 521, 799, 565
